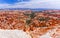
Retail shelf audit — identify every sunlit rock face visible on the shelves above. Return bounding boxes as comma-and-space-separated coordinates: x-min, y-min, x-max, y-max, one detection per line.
39, 26, 60, 38
0, 30, 31, 38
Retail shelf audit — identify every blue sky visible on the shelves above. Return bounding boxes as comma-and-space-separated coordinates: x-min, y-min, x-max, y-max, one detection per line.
0, 0, 30, 4
0, 0, 60, 9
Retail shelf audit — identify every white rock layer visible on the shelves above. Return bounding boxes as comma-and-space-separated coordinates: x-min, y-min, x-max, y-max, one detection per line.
0, 30, 31, 38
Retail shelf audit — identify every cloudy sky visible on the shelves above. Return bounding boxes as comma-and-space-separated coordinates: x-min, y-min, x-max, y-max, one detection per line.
0, 0, 60, 9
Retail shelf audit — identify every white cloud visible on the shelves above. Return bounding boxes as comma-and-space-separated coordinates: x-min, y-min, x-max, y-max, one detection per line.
0, 0, 60, 9
0, 4, 10, 8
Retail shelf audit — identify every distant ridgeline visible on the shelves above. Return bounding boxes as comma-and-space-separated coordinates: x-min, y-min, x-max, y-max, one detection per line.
0, 8, 51, 11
